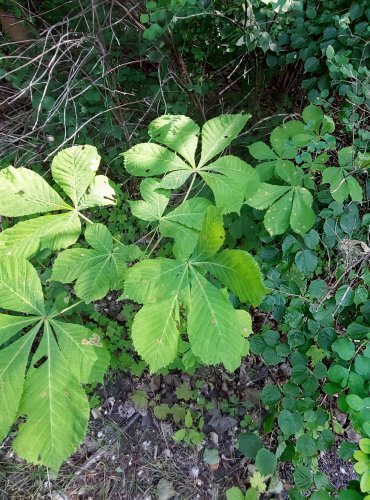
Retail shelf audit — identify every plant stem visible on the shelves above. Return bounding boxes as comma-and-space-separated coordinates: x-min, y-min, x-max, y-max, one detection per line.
50, 299, 84, 318
183, 173, 197, 203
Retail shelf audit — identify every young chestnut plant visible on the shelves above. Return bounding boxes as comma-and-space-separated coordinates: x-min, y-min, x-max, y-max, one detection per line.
0, 113, 268, 471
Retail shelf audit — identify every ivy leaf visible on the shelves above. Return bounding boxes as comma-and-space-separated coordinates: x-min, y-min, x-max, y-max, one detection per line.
247, 183, 314, 235
293, 466, 313, 491
332, 337, 355, 361
0, 257, 109, 470
148, 115, 200, 167
52, 224, 140, 303
278, 409, 303, 436
0, 146, 115, 258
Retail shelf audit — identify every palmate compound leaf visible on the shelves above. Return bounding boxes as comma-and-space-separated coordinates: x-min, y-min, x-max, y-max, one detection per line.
0, 145, 115, 258
129, 177, 212, 260
0, 257, 110, 470
321, 147, 365, 203
123, 114, 257, 214
52, 223, 142, 303
249, 120, 310, 181
246, 182, 315, 236
124, 206, 267, 372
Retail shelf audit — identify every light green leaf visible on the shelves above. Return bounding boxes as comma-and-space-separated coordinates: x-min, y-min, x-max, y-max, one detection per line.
264, 190, 294, 235
52, 248, 104, 284
226, 487, 245, 500
52, 224, 133, 303
198, 114, 251, 167
247, 183, 290, 210
188, 269, 244, 371
202, 249, 267, 306
0, 212, 81, 258
51, 320, 110, 383
0, 323, 40, 442
249, 141, 277, 160
131, 298, 180, 372
51, 145, 100, 207
160, 197, 211, 259
13, 324, 90, 471
302, 105, 324, 134
193, 206, 225, 260
123, 258, 188, 304
78, 175, 116, 209
159, 169, 192, 189
0, 257, 45, 315
130, 178, 170, 222
148, 115, 200, 166
0, 315, 39, 347
0, 167, 70, 216
247, 183, 314, 236
123, 143, 191, 177
200, 156, 260, 214
85, 223, 113, 252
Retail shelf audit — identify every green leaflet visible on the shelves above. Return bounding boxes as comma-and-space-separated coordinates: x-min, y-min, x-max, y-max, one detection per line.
125, 206, 266, 372
129, 178, 170, 222
132, 298, 181, 372
198, 114, 251, 167
122, 258, 188, 304
0, 145, 115, 258
148, 115, 200, 167
52, 223, 142, 303
199, 156, 260, 214
188, 268, 245, 371
246, 182, 315, 236
0, 323, 40, 442
128, 177, 212, 259
0, 256, 110, 471
0, 166, 70, 216
0, 212, 81, 258
51, 145, 100, 206
123, 114, 258, 214
193, 205, 225, 259
0, 256, 45, 315
321, 147, 365, 203
201, 249, 268, 307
